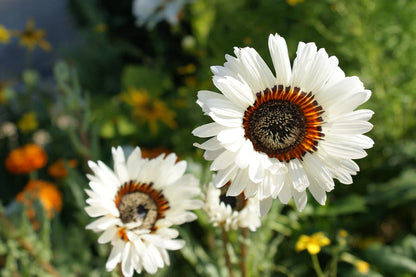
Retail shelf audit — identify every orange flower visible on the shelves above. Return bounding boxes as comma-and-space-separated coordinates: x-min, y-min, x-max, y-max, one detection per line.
48, 159, 78, 179
16, 179, 62, 219
5, 144, 47, 174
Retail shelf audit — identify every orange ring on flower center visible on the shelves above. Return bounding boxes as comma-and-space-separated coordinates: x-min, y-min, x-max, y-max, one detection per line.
243, 85, 324, 162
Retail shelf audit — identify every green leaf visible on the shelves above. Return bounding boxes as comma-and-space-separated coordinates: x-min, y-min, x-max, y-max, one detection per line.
315, 195, 367, 216
363, 242, 416, 274
190, 0, 216, 46
121, 65, 172, 97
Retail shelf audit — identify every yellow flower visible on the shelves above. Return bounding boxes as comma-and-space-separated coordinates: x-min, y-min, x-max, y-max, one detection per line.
286, 0, 304, 5
177, 64, 196, 75
355, 260, 370, 274
94, 23, 107, 33
338, 229, 348, 238
122, 87, 177, 135
15, 19, 51, 52
0, 25, 11, 44
295, 232, 331, 255
18, 112, 38, 133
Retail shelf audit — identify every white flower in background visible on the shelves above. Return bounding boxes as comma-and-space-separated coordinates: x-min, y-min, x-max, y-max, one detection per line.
132, 0, 194, 29
85, 147, 202, 276
193, 34, 374, 215
204, 181, 261, 231
0, 121, 17, 138
33, 129, 51, 146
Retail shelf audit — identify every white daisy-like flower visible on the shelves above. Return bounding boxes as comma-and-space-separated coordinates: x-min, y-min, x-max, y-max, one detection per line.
132, 0, 194, 29
193, 34, 374, 215
85, 146, 203, 276
204, 181, 261, 231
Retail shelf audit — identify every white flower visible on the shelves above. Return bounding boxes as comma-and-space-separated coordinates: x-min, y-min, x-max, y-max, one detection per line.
85, 146, 203, 276
132, 0, 194, 29
204, 181, 261, 231
193, 34, 374, 215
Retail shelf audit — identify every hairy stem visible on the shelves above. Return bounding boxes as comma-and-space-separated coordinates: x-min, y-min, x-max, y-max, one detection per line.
221, 226, 234, 277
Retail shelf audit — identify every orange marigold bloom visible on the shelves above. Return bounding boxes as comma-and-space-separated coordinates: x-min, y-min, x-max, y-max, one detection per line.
48, 159, 78, 179
5, 144, 48, 174
16, 179, 62, 219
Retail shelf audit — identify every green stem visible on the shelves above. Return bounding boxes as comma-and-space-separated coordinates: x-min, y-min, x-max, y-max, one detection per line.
0, 211, 61, 277
241, 228, 248, 277
311, 254, 325, 277
221, 226, 234, 277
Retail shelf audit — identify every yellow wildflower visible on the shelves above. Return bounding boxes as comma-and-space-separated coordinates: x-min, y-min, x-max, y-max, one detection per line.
18, 112, 38, 133
355, 260, 370, 274
122, 87, 177, 135
295, 232, 331, 255
0, 25, 11, 44
15, 19, 51, 52
177, 64, 196, 75
286, 0, 304, 5
338, 229, 348, 238
94, 23, 107, 33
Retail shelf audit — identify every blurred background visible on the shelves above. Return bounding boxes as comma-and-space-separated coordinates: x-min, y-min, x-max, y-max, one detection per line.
1, 0, 416, 276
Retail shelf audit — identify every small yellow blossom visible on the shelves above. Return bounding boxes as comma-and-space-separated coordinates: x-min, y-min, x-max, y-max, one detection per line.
287, 0, 304, 5
0, 25, 11, 44
295, 232, 331, 255
338, 229, 348, 238
15, 19, 51, 52
122, 87, 177, 135
355, 260, 370, 274
18, 112, 38, 133
177, 64, 196, 75
94, 23, 107, 33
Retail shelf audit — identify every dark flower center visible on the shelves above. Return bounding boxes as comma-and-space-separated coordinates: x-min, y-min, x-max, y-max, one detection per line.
243, 85, 324, 162
219, 183, 246, 212
114, 181, 169, 232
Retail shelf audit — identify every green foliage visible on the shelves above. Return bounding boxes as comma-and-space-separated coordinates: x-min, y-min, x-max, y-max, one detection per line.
1, 0, 416, 276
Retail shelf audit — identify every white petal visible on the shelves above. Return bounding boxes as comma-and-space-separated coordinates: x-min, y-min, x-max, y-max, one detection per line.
248, 154, 265, 183
192, 122, 228, 138
293, 190, 307, 211
98, 226, 118, 244
106, 240, 124, 271
308, 181, 327, 205
287, 159, 309, 192
217, 128, 244, 144
324, 120, 373, 135
127, 147, 144, 178
259, 197, 273, 216
320, 140, 368, 159
268, 33, 291, 87
193, 137, 222, 151
278, 178, 292, 204
112, 147, 129, 184
235, 139, 254, 168
213, 76, 254, 109
238, 47, 276, 92
121, 242, 134, 277
291, 42, 318, 90
86, 216, 119, 230
210, 150, 237, 171
226, 169, 247, 196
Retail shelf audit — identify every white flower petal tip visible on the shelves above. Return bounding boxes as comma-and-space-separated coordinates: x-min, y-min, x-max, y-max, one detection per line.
193, 34, 373, 215
85, 146, 201, 275
204, 182, 261, 231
